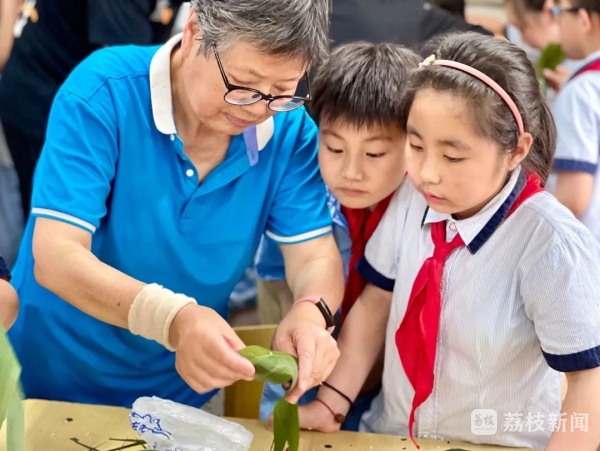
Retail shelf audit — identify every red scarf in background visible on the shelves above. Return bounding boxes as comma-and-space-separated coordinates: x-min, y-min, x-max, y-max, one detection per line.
339, 193, 394, 324
395, 172, 544, 449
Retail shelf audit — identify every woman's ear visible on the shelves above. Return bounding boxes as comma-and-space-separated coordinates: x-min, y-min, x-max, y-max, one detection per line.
507, 132, 533, 170
180, 9, 200, 58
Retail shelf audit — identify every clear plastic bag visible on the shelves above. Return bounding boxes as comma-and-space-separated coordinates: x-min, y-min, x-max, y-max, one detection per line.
129, 396, 254, 451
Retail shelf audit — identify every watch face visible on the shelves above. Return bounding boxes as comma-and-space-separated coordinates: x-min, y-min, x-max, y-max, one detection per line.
317, 298, 335, 328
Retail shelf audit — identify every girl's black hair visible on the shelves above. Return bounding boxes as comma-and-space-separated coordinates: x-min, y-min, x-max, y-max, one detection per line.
402, 31, 556, 185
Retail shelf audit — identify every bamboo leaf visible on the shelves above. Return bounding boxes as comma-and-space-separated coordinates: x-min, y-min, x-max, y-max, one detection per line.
238, 345, 300, 451
0, 323, 24, 451
535, 43, 567, 95
238, 346, 298, 389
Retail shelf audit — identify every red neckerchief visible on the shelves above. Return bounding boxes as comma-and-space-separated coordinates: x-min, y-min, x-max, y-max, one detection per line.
340, 193, 394, 324
395, 172, 544, 448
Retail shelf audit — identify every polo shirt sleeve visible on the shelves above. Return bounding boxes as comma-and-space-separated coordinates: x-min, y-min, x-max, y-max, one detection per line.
356, 185, 407, 292
30, 87, 118, 235
0, 257, 10, 280
552, 77, 600, 175
264, 112, 332, 245
255, 236, 287, 281
87, 0, 155, 46
521, 230, 600, 372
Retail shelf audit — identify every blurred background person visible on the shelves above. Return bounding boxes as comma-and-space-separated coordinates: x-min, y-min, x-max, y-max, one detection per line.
0, 0, 23, 267
0, 0, 184, 226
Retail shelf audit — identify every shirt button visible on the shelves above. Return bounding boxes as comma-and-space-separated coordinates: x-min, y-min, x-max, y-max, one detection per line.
170, 134, 175, 141
186, 169, 194, 177
448, 222, 456, 231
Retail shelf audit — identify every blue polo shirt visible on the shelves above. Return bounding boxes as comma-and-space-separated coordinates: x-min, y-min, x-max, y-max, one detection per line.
8, 34, 331, 408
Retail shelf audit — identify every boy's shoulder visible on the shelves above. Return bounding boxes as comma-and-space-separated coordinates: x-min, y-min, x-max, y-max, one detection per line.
553, 62, 600, 123
559, 54, 600, 100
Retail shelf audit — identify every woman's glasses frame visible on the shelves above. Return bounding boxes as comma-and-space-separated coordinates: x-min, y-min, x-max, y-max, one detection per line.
212, 43, 311, 112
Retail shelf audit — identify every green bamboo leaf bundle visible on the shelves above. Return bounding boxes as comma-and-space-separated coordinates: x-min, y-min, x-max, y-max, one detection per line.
536, 43, 567, 95
0, 324, 24, 451
238, 345, 299, 451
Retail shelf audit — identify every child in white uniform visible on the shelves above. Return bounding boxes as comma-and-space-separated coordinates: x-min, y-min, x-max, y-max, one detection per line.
296, 32, 600, 450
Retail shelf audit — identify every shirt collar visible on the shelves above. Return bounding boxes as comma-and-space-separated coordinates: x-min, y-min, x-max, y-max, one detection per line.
149, 33, 182, 135
422, 166, 525, 254
569, 49, 600, 81
580, 49, 600, 67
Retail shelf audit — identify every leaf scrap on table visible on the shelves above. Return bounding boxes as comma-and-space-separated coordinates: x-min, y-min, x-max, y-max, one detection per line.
71, 437, 149, 451
239, 345, 300, 451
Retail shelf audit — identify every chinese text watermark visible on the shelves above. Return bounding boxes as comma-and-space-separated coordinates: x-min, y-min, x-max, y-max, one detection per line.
471, 409, 588, 435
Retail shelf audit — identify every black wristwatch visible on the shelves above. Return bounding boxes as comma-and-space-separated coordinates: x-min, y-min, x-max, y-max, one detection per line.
296, 296, 335, 332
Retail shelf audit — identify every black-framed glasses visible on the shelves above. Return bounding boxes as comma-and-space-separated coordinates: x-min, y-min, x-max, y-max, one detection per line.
212, 44, 311, 112
550, 5, 580, 16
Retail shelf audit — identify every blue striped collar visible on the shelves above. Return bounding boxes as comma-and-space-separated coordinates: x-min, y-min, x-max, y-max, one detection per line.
326, 188, 349, 230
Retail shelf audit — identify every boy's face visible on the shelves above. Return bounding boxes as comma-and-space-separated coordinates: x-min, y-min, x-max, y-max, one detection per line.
555, 0, 588, 59
318, 119, 406, 209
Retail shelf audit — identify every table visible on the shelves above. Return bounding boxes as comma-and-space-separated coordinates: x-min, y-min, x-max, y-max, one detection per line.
0, 399, 538, 451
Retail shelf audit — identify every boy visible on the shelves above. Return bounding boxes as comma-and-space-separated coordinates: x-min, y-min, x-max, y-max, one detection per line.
549, 0, 600, 242
0, 256, 18, 331
256, 41, 420, 428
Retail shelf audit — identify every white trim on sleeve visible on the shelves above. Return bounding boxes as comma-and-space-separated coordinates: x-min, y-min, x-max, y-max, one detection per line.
265, 226, 332, 244
31, 208, 97, 233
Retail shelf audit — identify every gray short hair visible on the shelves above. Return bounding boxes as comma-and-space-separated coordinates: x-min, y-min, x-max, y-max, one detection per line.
191, 0, 331, 67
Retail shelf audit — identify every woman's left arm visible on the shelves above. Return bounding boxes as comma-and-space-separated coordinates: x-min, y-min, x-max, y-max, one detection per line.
263, 111, 345, 403
546, 367, 600, 450
276, 235, 344, 404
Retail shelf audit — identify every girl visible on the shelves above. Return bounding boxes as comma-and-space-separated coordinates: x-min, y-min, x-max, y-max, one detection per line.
296, 31, 600, 450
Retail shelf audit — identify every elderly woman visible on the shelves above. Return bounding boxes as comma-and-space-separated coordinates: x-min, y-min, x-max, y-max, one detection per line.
7, 0, 344, 408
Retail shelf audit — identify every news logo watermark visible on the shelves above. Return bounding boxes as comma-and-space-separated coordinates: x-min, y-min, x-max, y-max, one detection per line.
471, 410, 588, 435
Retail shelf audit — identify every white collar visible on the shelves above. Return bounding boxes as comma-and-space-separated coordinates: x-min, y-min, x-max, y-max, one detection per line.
422, 166, 523, 252
149, 33, 182, 135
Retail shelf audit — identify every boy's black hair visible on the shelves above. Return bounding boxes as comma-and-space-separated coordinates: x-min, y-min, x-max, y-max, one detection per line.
403, 31, 556, 184
309, 41, 421, 129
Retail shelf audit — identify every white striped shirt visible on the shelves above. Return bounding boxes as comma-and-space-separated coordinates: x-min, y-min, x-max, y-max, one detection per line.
357, 166, 600, 448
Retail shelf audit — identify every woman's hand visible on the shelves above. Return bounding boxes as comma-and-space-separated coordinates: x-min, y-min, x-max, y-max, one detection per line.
169, 304, 256, 393
272, 302, 340, 404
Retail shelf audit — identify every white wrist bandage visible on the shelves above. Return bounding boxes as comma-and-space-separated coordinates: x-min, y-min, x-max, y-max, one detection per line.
128, 283, 197, 351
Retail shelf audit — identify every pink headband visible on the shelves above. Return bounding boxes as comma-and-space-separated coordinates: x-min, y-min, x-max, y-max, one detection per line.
419, 55, 524, 135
